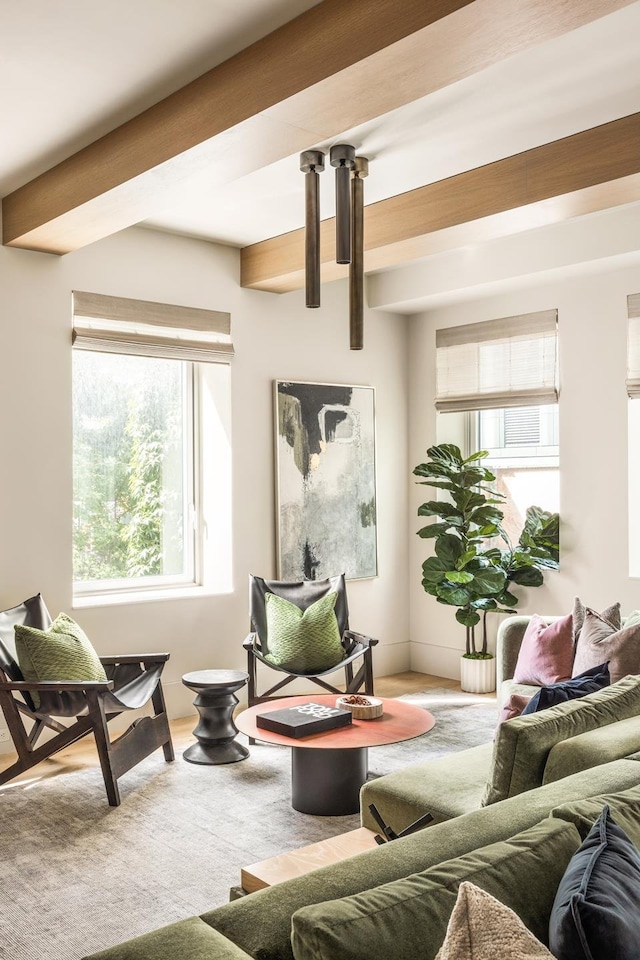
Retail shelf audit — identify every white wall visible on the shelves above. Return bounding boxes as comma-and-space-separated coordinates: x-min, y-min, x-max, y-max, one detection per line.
0, 226, 410, 748
408, 258, 640, 679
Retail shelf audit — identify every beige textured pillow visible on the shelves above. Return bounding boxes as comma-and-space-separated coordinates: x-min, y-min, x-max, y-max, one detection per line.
435, 882, 554, 959
572, 597, 621, 643
573, 608, 640, 683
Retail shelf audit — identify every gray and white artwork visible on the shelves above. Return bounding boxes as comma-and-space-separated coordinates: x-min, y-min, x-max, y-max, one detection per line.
275, 380, 377, 580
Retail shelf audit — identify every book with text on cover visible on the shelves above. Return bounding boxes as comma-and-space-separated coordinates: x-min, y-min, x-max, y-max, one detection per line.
256, 702, 352, 738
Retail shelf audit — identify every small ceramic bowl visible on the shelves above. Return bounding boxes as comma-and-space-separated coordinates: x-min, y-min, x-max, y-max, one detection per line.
335, 695, 384, 719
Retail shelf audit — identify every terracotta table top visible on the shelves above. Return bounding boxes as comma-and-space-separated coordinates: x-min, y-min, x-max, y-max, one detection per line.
235, 694, 435, 749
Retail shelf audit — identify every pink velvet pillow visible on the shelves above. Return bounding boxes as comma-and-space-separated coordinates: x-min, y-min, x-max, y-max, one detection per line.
513, 613, 575, 686
498, 693, 532, 724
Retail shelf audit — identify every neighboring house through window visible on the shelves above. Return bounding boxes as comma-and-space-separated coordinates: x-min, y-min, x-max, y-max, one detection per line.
474, 404, 559, 545
435, 309, 560, 544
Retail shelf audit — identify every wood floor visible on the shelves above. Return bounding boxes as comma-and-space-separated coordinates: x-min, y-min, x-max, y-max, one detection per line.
0, 671, 482, 789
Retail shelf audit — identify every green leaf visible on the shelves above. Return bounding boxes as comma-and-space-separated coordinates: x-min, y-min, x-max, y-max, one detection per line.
421, 556, 448, 584
456, 607, 480, 627
463, 450, 489, 463
479, 547, 502, 564
451, 489, 486, 513
416, 480, 456, 492
418, 500, 461, 519
497, 589, 519, 606
510, 567, 544, 587
435, 533, 464, 566
474, 597, 497, 610
444, 570, 474, 584
456, 547, 477, 570
417, 522, 451, 539
426, 444, 464, 466
469, 505, 504, 527
470, 568, 506, 595
436, 585, 473, 605
413, 462, 456, 480
421, 580, 439, 597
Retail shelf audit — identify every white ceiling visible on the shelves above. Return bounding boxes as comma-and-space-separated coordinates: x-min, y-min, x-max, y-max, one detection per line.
2, 0, 640, 259
0, 0, 319, 194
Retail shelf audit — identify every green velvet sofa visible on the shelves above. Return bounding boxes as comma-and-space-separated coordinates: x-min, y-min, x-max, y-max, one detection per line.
85, 679, 640, 960
85, 763, 640, 960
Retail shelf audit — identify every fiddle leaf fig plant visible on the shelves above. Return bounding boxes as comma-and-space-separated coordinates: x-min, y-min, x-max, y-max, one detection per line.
414, 443, 559, 658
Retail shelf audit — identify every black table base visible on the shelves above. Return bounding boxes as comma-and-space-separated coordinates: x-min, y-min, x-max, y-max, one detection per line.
291, 746, 368, 815
182, 670, 249, 765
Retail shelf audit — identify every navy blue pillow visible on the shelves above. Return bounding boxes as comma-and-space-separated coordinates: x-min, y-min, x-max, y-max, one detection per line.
521, 662, 610, 715
549, 805, 640, 959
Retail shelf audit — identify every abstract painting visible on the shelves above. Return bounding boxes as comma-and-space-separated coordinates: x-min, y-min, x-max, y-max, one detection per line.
274, 380, 377, 580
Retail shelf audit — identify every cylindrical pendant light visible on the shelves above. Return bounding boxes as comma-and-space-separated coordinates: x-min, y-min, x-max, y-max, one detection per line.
299, 150, 325, 308
349, 156, 368, 351
330, 144, 355, 265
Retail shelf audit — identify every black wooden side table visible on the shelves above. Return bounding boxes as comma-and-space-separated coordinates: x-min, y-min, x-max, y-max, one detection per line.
182, 669, 250, 765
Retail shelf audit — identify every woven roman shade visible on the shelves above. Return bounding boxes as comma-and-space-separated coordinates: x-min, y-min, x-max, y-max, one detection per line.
436, 310, 558, 413
627, 294, 640, 399
72, 291, 233, 363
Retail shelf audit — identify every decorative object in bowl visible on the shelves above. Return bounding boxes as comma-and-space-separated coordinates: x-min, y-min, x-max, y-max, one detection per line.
335, 694, 383, 719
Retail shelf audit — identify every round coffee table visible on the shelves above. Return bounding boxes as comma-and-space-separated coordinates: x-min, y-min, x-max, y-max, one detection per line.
235, 694, 435, 815
182, 669, 250, 765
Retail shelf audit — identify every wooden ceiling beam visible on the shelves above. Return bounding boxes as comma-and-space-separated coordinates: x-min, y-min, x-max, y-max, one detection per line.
240, 113, 640, 292
3, 0, 634, 255
1, 0, 472, 254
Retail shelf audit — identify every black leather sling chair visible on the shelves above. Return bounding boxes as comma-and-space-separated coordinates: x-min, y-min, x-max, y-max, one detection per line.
0, 594, 174, 806
244, 574, 378, 707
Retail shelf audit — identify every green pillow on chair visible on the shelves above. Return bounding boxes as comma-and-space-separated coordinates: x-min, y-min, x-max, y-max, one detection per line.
264, 592, 345, 673
15, 612, 107, 707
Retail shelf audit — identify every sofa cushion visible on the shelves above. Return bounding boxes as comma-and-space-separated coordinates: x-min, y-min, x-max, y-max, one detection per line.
520, 663, 610, 715
481, 676, 640, 807
361, 742, 494, 831
513, 613, 574, 687
573, 609, 640, 683
543, 716, 640, 785
290, 819, 581, 960
549, 783, 640, 845
83, 917, 253, 960
435, 882, 554, 960
549, 806, 640, 960
499, 693, 532, 724
572, 598, 621, 640
499, 678, 541, 709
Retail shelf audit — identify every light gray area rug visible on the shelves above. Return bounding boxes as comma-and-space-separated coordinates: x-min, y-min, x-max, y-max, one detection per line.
0, 689, 497, 960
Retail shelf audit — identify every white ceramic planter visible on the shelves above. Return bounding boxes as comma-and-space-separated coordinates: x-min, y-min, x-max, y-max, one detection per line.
460, 655, 496, 694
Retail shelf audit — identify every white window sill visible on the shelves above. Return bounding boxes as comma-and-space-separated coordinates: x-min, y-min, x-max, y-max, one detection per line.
72, 584, 231, 609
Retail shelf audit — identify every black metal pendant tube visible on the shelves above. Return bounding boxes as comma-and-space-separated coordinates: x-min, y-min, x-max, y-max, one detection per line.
349, 157, 367, 350
300, 150, 325, 308
330, 144, 355, 265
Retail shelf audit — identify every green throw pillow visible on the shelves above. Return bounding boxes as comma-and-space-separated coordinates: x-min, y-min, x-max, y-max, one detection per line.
15, 612, 107, 707
264, 592, 344, 673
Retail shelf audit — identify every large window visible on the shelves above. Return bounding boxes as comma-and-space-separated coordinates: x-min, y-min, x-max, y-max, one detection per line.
72, 291, 232, 600
435, 309, 560, 545
73, 352, 195, 591
475, 404, 559, 544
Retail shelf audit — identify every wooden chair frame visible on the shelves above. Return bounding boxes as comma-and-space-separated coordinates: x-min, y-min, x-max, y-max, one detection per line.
243, 629, 378, 707
0, 653, 174, 806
